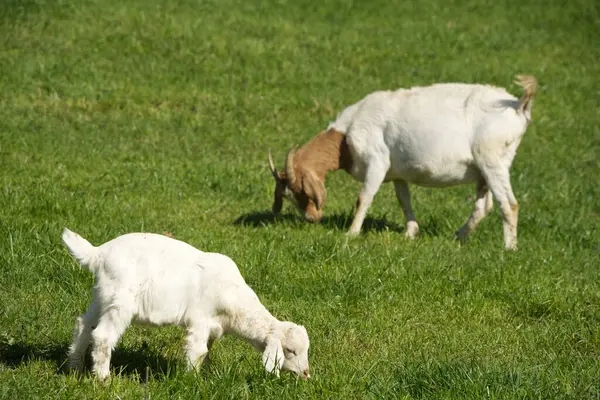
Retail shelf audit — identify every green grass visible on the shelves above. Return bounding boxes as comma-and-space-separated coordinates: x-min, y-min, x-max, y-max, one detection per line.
1, 0, 599, 398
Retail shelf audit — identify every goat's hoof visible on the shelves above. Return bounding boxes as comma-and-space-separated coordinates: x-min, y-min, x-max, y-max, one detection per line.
68, 367, 84, 376
455, 235, 467, 244
67, 360, 83, 371
93, 370, 110, 382
404, 228, 419, 239
346, 230, 360, 237
454, 228, 469, 244
405, 222, 419, 239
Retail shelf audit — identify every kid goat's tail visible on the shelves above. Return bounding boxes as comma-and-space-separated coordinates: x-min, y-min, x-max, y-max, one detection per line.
62, 228, 99, 274
514, 74, 537, 123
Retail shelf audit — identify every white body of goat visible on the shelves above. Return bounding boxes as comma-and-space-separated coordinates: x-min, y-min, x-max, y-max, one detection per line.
269, 76, 537, 249
336, 78, 536, 249
62, 228, 310, 380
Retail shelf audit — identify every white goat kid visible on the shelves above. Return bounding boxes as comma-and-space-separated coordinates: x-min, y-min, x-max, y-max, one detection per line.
62, 228, 310, 380
269, 75, 537, 250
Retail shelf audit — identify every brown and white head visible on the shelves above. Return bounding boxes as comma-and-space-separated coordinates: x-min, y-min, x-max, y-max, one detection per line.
268, 149, 326, 223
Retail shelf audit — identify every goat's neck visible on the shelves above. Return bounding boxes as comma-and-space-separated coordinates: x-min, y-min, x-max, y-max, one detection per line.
224, 303, 280, 351
296, 128, 352, 180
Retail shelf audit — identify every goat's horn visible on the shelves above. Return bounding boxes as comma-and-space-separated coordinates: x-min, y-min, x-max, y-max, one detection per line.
267, 149, 279, 180
285, 147, 297, 185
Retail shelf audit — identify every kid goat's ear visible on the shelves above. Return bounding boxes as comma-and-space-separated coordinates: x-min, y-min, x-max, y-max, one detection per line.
262, 338, 284, 376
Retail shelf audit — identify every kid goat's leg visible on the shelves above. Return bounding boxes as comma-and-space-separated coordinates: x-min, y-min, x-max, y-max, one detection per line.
185, 322, 217, 372
480, 166, 519, 250
393, 180, 419, 238
68, 298, 100, 372
455, 179, 494, 242
90, 308, 132, 380
202, 324, 223, 368
348, 160, 388, 236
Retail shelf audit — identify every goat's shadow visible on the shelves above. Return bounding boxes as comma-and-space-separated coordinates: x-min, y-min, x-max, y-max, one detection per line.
0, 340, 177, 381
234, 210, 444, 237
234, 210, 404, 234
0, 341, 70, 370
233, 211, 297, 228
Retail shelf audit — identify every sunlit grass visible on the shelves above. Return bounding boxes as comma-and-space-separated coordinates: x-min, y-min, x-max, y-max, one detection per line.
1, 0, 599, 398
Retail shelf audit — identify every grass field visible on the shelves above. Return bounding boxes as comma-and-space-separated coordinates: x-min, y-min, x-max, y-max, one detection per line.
1, 0, 599, 398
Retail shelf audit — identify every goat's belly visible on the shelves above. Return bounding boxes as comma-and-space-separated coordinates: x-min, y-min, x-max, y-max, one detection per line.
134, 299, 189, 327
387, 160, 481, 187
133, 311, 185, 327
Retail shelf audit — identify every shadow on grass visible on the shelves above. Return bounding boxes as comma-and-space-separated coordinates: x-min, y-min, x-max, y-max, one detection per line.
321, 213, 404, 234
234, 210, 420, 235
233, 211, 298, 227
0, 341, 70, 370
0, 340, 177, 381
234, 210, 446, 238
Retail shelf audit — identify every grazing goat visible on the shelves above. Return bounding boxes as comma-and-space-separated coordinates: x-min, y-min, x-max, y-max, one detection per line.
62, 228, 310, 380
268, 75, 537, 249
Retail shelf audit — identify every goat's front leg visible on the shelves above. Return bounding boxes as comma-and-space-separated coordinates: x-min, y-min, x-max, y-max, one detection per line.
200, 323, 223, 369
348, 161, 388, 235
393, 180, 419, 238
455, 179, 494, 242
68, 299, 100, 372
185, 322, 216, 372
481, 167, 519, 250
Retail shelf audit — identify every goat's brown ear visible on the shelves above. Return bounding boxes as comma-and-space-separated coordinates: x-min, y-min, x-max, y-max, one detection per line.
272, 182, 284, 214
302, 170, 326, 210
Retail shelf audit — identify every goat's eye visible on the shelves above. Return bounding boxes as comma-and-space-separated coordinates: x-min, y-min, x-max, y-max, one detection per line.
285, 347, 297, 356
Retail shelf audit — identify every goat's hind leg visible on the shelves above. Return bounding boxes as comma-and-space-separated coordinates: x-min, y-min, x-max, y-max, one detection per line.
455, 179, 493, 243
90, 308, 132, 381
394, 180, 419, 238
479, 166, 519, 250
68, 298, 100, 373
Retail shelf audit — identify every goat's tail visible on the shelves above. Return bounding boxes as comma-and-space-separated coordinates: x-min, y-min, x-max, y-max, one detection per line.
62, 228, 99, 273
514, 74, 537, 121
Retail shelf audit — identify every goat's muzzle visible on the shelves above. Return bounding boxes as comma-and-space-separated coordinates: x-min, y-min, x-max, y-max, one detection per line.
301, 369, 310, 380
304, 206, 323, 223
